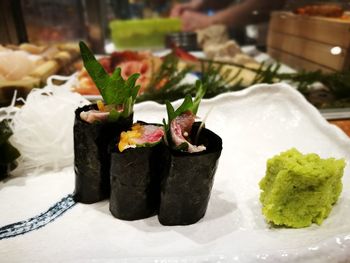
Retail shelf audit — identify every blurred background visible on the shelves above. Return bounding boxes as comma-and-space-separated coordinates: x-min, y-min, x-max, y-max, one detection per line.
1, 0, 350, 121
2, 0, 349, 52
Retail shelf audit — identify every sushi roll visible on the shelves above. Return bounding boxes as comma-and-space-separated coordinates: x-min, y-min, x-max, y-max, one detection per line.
74, 42, 140, 204
73, 104, 133, 203
158, 81, 222, 225
110, 122, 164, 220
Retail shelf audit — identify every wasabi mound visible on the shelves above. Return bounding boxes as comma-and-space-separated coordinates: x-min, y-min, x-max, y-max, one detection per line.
259, 148, 346, 228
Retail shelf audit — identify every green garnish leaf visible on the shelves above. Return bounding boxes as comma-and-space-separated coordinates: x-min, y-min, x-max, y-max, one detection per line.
173, 95, 193, 118
165, 100, 176, 125
191, 80, 206, 115
165, 80, 207, 125
125, 74, 141, 100
161, 118, 169, 146
121, 97, 133, 118
79, 41, 140, 120
108, 108, 121, 122
164, 80, 207, 145
175, 142, 189, 152
135, 140, 162, 148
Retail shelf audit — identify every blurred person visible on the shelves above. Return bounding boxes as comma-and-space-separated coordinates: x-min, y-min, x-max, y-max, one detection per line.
170, 0, 286, 32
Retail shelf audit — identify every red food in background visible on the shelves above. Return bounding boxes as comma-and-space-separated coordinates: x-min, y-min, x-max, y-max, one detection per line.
74, 51, 162, 95
295, 4, 344, 18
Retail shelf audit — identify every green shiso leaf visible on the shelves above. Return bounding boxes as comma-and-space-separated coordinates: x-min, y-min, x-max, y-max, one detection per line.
121, 97, 133, 118
79, 41, 140, 120
173, 95, 193, 119
126, 74, 141, 100
164, 80, 207, 145
175, 142, 189, 151
108, 108, 121, 122
165, 80, 207, 124
135, 140, 162, 148
191, 80, 206, 115
79, 41, 110, 102
165, 100, 176, 125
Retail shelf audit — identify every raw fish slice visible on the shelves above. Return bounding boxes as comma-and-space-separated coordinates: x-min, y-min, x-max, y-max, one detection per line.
170, 111, 206, 153
79, 110, 109, 123
118, 123, 164, 152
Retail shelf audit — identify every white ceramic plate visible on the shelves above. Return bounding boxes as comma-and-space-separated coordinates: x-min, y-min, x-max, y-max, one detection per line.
1, 83, 350, 262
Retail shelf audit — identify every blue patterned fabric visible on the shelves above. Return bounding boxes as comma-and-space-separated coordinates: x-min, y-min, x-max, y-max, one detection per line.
0, 194, 76, 240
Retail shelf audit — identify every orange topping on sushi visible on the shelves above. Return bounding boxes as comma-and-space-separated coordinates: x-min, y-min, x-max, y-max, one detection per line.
118, 124, 143, 152
97, 100, 105, 112
118, 124, 164, 152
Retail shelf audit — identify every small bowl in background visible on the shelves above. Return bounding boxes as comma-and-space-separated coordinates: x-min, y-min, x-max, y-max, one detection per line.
165, 32, 199, 51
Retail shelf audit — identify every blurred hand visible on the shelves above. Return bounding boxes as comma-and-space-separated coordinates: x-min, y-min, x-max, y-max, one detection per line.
180, 10, 213, 31
170, 0, 203, 17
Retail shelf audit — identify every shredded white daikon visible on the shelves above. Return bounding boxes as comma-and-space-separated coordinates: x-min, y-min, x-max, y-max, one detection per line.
2, 75, 90, 172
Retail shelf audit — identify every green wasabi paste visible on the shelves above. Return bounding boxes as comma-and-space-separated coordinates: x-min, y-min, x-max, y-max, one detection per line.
259, 148, 346, 228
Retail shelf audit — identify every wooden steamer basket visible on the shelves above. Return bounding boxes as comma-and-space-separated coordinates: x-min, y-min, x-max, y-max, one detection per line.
267, 11, 350, 73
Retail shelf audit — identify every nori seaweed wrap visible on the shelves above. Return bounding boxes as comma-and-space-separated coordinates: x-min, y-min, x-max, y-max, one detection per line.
0, 120, 20, 181
158, 81, 222, 225
109, 123, 164, 220
73, 104, 133, 204
158, 123, 222, 225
